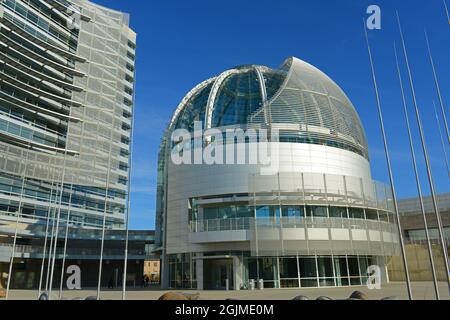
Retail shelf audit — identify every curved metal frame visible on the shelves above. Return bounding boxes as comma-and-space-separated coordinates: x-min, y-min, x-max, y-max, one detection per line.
254, 66, 270, 125
168, 78, 216, 131
204, 69, 240, 129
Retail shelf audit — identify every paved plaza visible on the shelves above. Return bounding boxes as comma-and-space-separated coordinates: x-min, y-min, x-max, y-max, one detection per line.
3, 282, 449, 300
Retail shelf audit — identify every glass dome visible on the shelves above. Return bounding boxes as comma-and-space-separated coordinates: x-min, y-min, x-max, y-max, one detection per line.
168, 57, 368, 159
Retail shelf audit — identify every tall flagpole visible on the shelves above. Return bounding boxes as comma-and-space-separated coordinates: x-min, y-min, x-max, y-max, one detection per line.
58, 183, 75, 299
97, 138, 114, 300
364, 21, 413, 300
5, 157, 28, 300
395, 45, 440, 300
37, 173, 57, 298
444, 0, 450, 24
397, 12, 450, 293
48, 148, 69, 298
433, 101, 450, 177
425, 31, 449, 145
122, 63, 137, 301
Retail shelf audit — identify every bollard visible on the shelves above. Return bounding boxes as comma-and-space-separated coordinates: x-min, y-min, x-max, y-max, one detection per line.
257, 279, 264, 290
249, 279, 255, 291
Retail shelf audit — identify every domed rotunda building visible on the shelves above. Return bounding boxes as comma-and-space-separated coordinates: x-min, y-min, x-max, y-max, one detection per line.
155, 57, 400, 290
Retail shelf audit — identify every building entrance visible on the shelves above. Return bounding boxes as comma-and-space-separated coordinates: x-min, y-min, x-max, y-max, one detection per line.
203, 259, 234, 290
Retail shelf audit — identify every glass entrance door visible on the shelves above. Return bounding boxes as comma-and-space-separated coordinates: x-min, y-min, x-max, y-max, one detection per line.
203, 259, 234, 290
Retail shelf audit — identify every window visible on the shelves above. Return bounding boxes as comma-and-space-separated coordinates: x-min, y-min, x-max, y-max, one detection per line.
126, 63, 135, 72
124, 98, 132, 107
256, 206, 279, 219
125, 74, 134, 83
279, 258, 298, 279
317, 257, 334, 277
366, 209, 378, 221
281, 206, 303, 218
203, 207, 218, 220
311, 206, 327, 218
349, 208, 364, 220
123, 110, 132, 119
329, 206, 347, 218
121, 135, 130, 145
235, 205, 252, 218
127, 51, 135, 61
128, 40, 136, 50
124, 86, 133, 96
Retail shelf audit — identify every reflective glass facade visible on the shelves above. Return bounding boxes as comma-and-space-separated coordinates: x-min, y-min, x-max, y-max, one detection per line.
167, 252, 375, 290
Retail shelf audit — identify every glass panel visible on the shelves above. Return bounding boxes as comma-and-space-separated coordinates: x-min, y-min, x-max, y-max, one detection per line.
317, 257, 334, 278
366, 209, 378, 221
318, 278, 335, 287
300, 279, 317, 288
236, 205, 253, 218
281, 206, 303, 218
256, 206, 270, 218
174, 83, 213, 131
329, 206, 347, 218
299, 257, 317, 278
279, 257, 298, 279
203, 207, 218, 220
349, 208, 364, 220
358, 256, 369, 278
212, 69, 263, 127
311, 206, 328, 218
218, 206, 233, 219
333, 256, 348, 287
246, 258, 258, 283
259, 257, 277, 281
256, 206, 279, 219
348, 257, 360, 278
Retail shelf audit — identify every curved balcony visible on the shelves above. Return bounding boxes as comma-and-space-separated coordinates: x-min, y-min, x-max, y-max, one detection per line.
0, 129, 78, 155
43, 0, 92, 22
188, 217, 399, 257
0, 51, 83, 91
0, 11, 86, 62
0, 32, 85, 77
0, 91, 81, 122
0, 70, 82, 107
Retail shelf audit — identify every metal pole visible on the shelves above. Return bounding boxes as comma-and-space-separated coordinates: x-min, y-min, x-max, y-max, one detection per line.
96, 136, 114, 300
425, 31, 449, 145
364, 21, 413, 300
37, 171, 58, 298
433, 101, 450, 177
58, 183, 74, 299
397, 12, 450, 293
394, 45, 440, 300
444, 0, 450, 24
122, 60, 137, 301
5, 155, 28, 300
45, 199, 57, 291
48, 145, 70, 298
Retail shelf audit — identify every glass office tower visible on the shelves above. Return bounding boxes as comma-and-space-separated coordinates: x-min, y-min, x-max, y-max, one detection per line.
0, 0, 136, 229
156, 57, 401, 290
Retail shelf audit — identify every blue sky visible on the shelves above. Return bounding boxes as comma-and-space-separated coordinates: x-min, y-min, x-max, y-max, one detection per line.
93, 0, 450, 230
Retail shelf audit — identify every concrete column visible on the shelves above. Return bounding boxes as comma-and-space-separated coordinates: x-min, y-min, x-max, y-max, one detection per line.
160, 254, 170, 289
196, 257, 203, 290
233, 256, 242, 291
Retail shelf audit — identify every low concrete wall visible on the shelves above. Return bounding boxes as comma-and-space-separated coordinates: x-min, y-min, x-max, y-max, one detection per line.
387, 244, 449, 281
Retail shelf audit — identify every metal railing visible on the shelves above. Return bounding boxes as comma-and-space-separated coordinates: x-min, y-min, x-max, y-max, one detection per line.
189, 217, 396, 233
